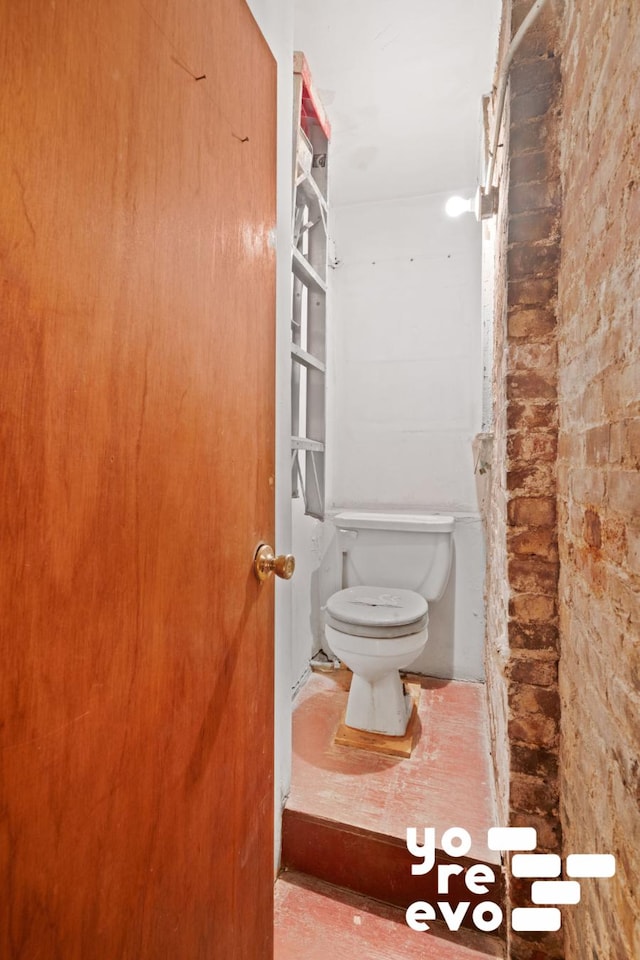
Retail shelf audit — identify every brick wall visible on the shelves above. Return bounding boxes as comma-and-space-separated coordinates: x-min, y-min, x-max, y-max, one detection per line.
557, 0, 640, 956
484, 1, 564, 958
486, 0, 640, 957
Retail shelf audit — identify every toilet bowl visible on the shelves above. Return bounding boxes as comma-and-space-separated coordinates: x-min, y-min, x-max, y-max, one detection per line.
326, 586, 428, 735
325, 511, 454, 737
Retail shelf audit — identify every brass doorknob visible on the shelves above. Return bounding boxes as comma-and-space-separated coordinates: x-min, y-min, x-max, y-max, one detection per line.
254, 544, 295, 582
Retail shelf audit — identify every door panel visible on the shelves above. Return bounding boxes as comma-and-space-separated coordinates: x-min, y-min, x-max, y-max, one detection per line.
0, 1, 276, 956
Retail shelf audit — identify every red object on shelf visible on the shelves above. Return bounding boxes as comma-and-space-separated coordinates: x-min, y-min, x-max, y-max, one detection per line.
294, 51, 331, 141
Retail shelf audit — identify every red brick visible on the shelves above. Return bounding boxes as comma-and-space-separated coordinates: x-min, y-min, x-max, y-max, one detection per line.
508, 594, 556, 622
510, 773, 559, 815
510, 810, 561, 854
611, 418, 640, 467
585, 424, 611, 465
507, 657, 558, 687
608, 470, 640, 514
508, 241, 561, 279
509, 682, 561, 721
570, 467, 606, 505
508, 276, 558, 307
553, 2, 640, 953
626, 523, 640, 576
507, 371, 557, 400
508, 496, 557, 527
508, 713, 558, 748
507, 527, 558, 560
511, 742, 559, 778
509, 558, 559, 594
507, 399, 557, 429
508, 620, 559, 651
557, 430, 583, 461
583, 508, 602, 548
507, 431, 558, 463
601, 515, 628, 565
508, 305, 557, 337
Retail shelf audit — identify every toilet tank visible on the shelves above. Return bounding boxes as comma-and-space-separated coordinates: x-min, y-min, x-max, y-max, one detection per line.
334, 511, 454, 601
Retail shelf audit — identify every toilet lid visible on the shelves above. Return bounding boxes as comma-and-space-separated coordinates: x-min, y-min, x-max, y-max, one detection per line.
327, 586, 427, 633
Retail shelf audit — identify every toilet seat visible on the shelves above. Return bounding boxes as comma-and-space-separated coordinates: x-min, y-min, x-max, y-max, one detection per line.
326, 585, 428, 639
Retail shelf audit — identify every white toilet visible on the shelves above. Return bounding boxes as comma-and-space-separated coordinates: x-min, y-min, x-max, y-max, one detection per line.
325, 511, 454, 737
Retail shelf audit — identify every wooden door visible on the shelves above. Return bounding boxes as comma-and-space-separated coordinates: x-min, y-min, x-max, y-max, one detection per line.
0, 1, 276, 956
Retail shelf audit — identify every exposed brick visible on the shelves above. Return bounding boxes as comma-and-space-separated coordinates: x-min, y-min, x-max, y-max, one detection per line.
507, 371, 557, 400
511, 85, 557, 125
509, 558, 559, 594
510, 682, 561, 721
584, 423, 611, 465
508, 496, 557, 527
510, 151, 552, 185
626, 523, 640, 576
475, 5, 640, 959
608, 470, 640, 514
511, 742, 559, 778
510, 55, 562, 99
508, 620, 559, 652
511, 773, 559, 815
507, 527, 558, 560
507, 241, 560, 279
555, 1, 640, 956
509, 210, 558, 245
510, 117, 553, 157
569, 467, 606, 505
508, 276, 558, 307
507, 431, 557, 463
507, 399, 557, 430
508, 713, 558, 748
508, 594, 556, 622
507, 305, 557, 337
583, 508, 602, 548
610, 418, 640, 468
510, 810, 562, 853
509, 932, 564, 960
601, 515, 628, 565
508, 340, 558, 374
509, 180, 560, 215
506, 461, 555, 494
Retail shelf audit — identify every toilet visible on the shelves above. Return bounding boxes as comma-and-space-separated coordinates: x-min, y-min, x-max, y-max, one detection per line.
325, 511, 454, 737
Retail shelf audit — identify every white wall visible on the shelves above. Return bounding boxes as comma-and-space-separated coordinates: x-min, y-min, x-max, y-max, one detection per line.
292, 0, 501, 207
245, 0, 294, 872
325, 192, 486, 680
291, 502, 325, 683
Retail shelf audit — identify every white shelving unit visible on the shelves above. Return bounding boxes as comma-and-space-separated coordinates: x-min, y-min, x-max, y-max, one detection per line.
290, 52, 330, 520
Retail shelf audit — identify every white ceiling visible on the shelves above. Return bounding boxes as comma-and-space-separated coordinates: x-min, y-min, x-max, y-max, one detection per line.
293, 0, 502, 206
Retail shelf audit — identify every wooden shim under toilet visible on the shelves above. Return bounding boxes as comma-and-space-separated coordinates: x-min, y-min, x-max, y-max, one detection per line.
333, 682, 422, 759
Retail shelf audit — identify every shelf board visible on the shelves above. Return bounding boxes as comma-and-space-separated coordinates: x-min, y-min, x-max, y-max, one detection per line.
292, 247, 327, 294
296, 172, 328, 215
291, 344, 325, 373
291, 437, 324, 453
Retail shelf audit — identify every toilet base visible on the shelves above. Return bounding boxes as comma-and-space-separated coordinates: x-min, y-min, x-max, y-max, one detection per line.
344, 669, 413, 737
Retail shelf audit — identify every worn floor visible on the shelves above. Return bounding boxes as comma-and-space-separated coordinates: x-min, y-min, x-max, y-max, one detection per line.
274, 669, 502, 959
285, 669, 498, 863
274, 871, 504, 960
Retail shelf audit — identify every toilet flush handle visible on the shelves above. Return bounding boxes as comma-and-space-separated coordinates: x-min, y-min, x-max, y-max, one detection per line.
253, 544, 296, 582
